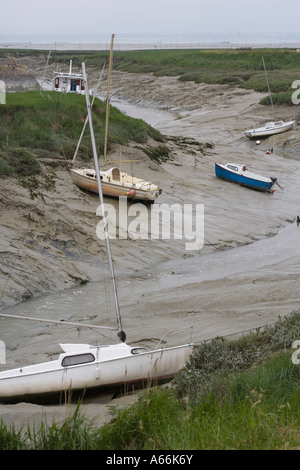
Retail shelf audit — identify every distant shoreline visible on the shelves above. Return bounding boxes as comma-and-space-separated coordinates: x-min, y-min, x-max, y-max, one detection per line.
1, 41, 300, 51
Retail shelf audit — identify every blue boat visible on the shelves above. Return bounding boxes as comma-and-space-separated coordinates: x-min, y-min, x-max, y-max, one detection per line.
215, 162, 278, 193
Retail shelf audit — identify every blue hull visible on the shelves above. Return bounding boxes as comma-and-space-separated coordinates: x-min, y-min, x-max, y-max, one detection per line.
215, 163, 274, 193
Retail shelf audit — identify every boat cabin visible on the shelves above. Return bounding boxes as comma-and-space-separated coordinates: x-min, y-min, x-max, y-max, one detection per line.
53, 72, 84, 93
53, 60, 85, 94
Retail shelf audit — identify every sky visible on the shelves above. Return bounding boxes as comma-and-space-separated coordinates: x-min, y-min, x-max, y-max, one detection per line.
1, 0, 300, 41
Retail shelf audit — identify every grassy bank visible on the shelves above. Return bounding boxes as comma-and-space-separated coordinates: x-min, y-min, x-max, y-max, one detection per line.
3, 48, 300, 105
4, 47, 298, 105
0, 90, 164, 177
2, 48, 299, 108
1, 311, 300, 450
108, 48, 300, 106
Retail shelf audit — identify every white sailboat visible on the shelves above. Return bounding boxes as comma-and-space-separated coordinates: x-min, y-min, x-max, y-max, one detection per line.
0, 63, 192, 403
244, 119, 295, 139
70, 34, 162, 202
245, 56, 295, 139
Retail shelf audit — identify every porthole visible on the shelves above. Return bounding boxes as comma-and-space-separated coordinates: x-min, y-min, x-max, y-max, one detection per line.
131, 348, 147, 355
62, 353, 95, 367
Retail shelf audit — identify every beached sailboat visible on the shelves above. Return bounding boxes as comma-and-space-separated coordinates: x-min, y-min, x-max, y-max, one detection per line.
215, 162, 280, 193
70, 167, 162, 201
244, 119, 295, 139
70, 34, 162, 202
0, 63, 192, 403
244, 57, 295, 139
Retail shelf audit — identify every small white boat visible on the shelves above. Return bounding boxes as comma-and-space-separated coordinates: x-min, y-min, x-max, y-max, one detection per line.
244, 120, 295, 139
0, 340, 192, 402
53, 60, 85, 94
70, 167, 162, 201
0, 62, 192, 403
245, 57, 295, 139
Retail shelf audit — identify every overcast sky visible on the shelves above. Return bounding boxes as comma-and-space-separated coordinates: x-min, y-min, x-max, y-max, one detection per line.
2, 0, 300, 39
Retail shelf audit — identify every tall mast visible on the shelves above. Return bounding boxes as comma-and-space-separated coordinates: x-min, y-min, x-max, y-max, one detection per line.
103, 33, 115, 170
262, 56, 275, 120
72, 60, 106, 166
82, 62, 126, 343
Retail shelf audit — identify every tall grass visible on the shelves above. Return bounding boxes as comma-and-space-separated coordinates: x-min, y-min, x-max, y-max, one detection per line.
0, 91, 164, 177
44, 48, 300, 102
4, 48, 300, 94
111, 48, 300, 98
175, 311, 300, 402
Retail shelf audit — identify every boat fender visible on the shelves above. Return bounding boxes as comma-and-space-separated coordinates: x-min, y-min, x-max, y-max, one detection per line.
127, 189, 136, 197
242, 165, 246, 171
118, 330, 126, 342
266, 151, 271, 155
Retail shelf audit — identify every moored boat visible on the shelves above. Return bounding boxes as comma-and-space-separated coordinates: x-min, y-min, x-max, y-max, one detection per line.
244, 120, 295, 139
244, 57, 295, 139
0, 340, 192, 402
70, 167, 162, 201
215, 162, 278, 193
71, 34, 161, 203
53, 60, 85, 94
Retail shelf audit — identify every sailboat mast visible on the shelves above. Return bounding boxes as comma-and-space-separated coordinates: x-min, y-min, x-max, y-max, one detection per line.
72, 60, 106, 166
82, 62, 126, 343
262, 56, 275, 119
103, 33, 115, 170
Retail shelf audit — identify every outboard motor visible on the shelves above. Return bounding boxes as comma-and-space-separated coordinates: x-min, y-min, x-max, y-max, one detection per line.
271, 177, 283, 190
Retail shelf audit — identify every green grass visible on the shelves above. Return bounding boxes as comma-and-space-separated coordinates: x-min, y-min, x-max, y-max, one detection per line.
45, 48, 300, 105
1, 311, 300, 450
74, 48, 300, 98
3, 49, 299, 111
112, 48, 300, 94
3, 48, 300, 98
0, 90, 165, 178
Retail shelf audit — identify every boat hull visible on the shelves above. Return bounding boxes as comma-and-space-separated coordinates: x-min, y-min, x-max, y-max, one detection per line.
215, 163, 275, 192
244, 120, 295, 138
0, 343, 192, 402
70, 169, 161, 202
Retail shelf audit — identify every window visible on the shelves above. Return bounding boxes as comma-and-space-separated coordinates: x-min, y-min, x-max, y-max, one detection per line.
228, 165, 238, 172
131, 348, 147, 355
62, 353, 95, 367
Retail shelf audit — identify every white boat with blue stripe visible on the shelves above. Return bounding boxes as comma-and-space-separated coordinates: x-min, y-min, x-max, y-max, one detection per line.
215, 162, 278, 193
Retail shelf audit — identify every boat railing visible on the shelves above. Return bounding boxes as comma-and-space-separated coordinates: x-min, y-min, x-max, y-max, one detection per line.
155, 326, 193, 350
